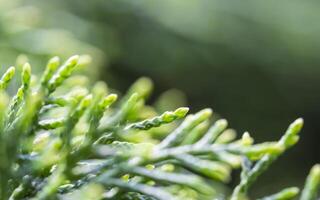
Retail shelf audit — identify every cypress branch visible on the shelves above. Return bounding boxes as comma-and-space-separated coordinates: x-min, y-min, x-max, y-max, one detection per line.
0, 56, 317, 200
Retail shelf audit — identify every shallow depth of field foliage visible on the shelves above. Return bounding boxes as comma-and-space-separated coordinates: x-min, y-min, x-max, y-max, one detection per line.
0, 55, 319, 200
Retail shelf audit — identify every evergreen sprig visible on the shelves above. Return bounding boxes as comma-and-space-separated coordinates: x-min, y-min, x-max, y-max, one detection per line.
0, 56, 318, 200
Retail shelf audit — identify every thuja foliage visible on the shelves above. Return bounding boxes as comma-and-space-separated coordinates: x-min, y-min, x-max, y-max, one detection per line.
0, 56, 319, 200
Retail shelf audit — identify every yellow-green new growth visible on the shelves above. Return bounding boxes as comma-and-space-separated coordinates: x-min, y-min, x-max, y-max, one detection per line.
41, 56, 60, 86
279, 118, 304, 149
258, 187, 300, 200
126, 107, 189, 130
48, 55, 79, 92
98, 94, 118, 111
22, 63, 31, 88
126, 77, 153, 100
301, 164, 320, 200
231, 118, 304, 200
196, 119, 228, 146
157, 108, 212, 149
241, 132, 254, 146
0, 66, 15, 90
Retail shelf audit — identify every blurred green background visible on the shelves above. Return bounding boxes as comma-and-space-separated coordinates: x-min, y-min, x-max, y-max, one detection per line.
1, 0, 319, 197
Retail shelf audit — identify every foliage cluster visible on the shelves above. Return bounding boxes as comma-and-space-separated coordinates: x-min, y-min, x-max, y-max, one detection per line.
0, 56, 319, 200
